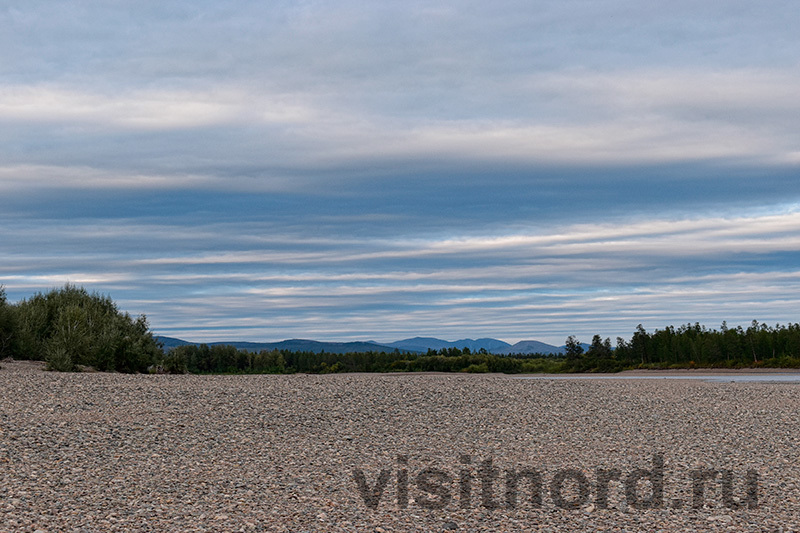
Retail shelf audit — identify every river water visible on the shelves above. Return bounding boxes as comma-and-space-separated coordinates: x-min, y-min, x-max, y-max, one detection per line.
515, 374, 800, 382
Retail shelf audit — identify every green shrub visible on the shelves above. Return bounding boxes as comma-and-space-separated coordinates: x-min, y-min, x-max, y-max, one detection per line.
463, 363, 489, 373
161, 350, 188, 374
14, 284, 162, 372
45, 346, 76, 372
0, 286, 17, 358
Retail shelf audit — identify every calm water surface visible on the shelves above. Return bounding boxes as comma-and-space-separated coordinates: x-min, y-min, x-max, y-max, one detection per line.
515, 374, 800, 383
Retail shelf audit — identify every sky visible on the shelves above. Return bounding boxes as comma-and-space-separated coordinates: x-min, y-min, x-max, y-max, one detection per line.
2, 1, 799, 345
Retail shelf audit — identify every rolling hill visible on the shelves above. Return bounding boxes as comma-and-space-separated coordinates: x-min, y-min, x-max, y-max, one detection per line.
156, 337, 414, 354
156, 336, 577, 355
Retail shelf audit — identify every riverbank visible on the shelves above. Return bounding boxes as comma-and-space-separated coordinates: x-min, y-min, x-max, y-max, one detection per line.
1, 358, 797, 531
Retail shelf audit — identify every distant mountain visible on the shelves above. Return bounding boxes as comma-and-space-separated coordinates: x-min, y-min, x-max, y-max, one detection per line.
458, 338, 514, 353
156, 335, 582, 356
386, 337, 512, 353
251, 339, 413, 354
500, 340, 563, 355
155, 337, 414, 354
156, 336, 193, 350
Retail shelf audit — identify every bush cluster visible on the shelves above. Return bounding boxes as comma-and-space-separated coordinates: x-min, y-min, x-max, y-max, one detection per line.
0, 284, 162, 372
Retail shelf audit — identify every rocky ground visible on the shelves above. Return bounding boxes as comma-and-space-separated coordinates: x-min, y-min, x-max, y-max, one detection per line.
1, 358, 799, 532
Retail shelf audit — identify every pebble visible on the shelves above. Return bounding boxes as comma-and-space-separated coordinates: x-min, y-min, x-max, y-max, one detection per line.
1, 358, 799, 531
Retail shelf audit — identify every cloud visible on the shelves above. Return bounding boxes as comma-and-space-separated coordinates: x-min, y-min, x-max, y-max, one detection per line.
0, 85, 318, 130
2, 66, 799, 192
0, 165, 220, 192
4, 208, 800, 344
2, 1, 800, 344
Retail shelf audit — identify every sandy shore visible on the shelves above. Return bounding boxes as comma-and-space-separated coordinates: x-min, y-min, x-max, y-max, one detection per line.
1, 359, 799, 531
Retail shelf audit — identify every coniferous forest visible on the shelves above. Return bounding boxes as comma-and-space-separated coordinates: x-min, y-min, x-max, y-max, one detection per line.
2, 285, 800, 374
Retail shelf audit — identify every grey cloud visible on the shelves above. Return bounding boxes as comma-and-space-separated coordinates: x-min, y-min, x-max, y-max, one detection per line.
4, 209, 800, 344
3, 1, 800, 344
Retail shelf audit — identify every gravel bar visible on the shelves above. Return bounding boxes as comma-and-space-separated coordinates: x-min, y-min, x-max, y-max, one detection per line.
2, 359, 799, 532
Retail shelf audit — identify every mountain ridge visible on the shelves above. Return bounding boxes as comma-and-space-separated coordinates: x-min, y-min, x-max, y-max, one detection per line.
385, 336, 514, 353
156, 336, 571, 355
155, 337, 413, 354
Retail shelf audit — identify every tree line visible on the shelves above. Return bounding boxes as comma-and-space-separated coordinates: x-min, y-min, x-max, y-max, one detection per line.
2, 285, 800, 373
608, 321, 800, 370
